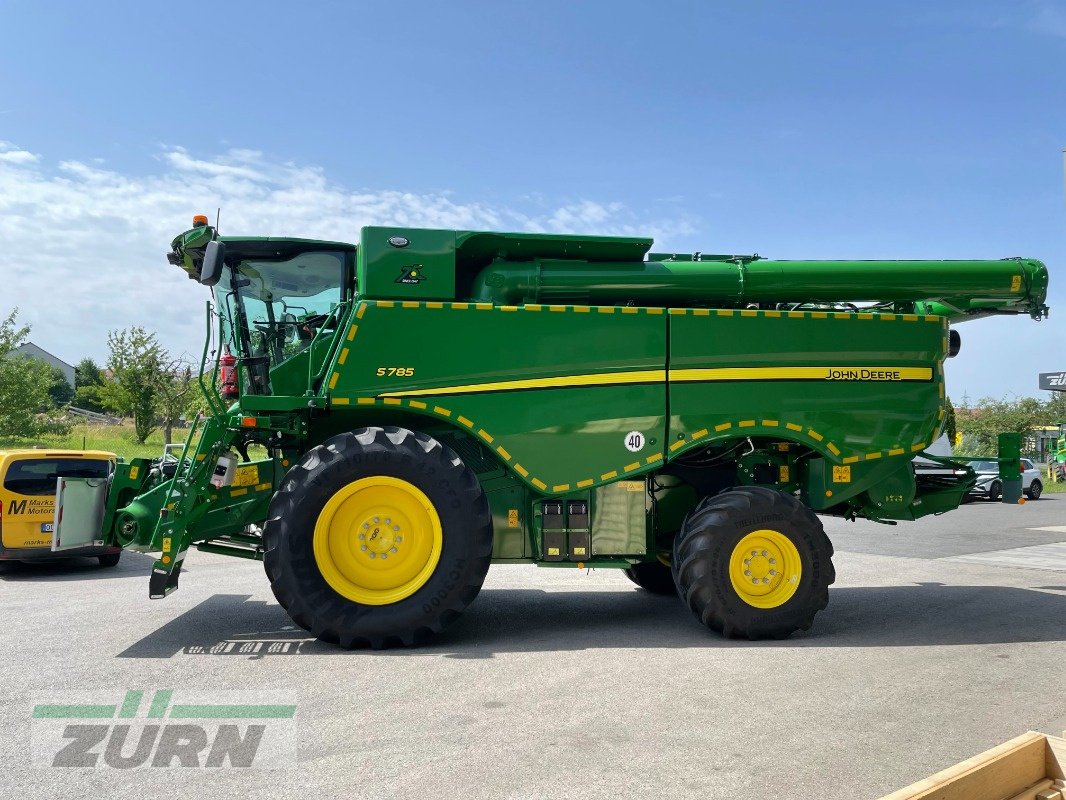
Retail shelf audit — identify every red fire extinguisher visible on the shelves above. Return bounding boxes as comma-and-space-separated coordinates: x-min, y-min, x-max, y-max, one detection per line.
219, 346, 239, 400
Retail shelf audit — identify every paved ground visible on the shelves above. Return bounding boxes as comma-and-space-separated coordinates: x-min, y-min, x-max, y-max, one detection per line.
2, 497, 1065, 799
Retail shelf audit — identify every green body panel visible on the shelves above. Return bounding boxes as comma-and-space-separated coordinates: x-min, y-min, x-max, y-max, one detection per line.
667, 308, 947, 487
358, 227, 457, 300
327, 300, 668, 493
322, 300, 946, 510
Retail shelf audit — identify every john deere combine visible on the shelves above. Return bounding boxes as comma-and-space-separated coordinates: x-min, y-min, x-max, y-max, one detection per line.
53, 217, 1050, 647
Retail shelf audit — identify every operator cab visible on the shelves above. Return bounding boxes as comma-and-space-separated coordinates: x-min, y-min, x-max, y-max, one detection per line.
169, 220, 356, 396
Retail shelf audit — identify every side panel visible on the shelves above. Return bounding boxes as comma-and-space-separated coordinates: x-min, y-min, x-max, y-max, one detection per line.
327, 301, 668, 494
358, 227, 456, 300
667, 309, 947, 464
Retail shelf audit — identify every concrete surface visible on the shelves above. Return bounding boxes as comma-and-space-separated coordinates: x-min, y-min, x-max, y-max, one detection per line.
1, 497, 1065, 799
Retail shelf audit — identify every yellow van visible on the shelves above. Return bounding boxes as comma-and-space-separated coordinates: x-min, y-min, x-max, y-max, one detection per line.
0, 449, 121, 566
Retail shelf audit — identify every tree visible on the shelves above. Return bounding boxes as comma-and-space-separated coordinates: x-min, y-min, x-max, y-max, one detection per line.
104, 327, 164, 444
944, 396, 958, 448
47, 365, 74, 407
152, 356, 196, 445
1046, 391, 1066, 425
73, 357, 108, 413
0, 308, 71, 438
956, 396, 1047, 457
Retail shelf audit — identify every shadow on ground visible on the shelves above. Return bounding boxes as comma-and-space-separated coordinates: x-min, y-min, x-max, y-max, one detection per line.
0, 550, 155, 582
116, 581, 1066, 659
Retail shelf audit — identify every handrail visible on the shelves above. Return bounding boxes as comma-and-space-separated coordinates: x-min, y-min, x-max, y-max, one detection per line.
306, 301, 349, 393
197, 301, 226, 418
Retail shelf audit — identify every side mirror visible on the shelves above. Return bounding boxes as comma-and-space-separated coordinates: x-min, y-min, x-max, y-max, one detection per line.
199, 240, 226, 287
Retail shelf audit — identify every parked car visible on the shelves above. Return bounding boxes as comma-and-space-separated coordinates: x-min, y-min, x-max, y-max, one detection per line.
969, 458, 1043, 501
0, 449, 122, 565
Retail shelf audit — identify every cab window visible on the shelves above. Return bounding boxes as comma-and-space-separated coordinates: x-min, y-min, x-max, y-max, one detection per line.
3, 459, 111, 496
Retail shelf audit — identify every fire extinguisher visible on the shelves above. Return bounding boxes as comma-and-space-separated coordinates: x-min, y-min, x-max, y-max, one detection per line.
219, 346, 239, 400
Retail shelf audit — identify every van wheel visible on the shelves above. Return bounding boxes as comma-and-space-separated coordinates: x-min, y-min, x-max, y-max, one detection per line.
1026, 480, 1042, 500
263, 427, 493, 649
672, 486, 834, 639
98, 553, 121, 568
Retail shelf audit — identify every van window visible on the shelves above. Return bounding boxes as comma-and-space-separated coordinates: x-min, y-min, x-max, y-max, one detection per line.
3, 458, 111, 496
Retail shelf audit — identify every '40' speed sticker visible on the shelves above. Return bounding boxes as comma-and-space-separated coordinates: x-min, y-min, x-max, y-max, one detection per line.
624, 431, 646, 452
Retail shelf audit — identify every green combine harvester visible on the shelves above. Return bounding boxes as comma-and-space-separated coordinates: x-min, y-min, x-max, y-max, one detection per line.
52, 216, 1050, 647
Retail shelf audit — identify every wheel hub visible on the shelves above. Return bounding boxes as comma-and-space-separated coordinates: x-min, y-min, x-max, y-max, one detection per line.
358, 514, 404, 558
728, 529, 802, 609
313, 476, 442, 606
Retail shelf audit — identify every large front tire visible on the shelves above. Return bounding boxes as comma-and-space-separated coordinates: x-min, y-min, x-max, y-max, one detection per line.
672, 487, 834, 639
263, 427, 493, 649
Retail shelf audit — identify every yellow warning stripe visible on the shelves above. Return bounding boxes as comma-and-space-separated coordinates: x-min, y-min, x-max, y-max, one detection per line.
335, 391, 939, 480
379, 369, 666, 398
376, 365, 932, 398
670, 366, 933, 383
326, 395, 664, 495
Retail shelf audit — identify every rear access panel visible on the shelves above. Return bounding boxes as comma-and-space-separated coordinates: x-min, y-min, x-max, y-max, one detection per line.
591, 480, 648, 556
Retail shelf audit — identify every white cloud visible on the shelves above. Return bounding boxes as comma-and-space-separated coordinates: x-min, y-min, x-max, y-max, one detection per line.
0, 144, 695, 368
0, 141, 38, 164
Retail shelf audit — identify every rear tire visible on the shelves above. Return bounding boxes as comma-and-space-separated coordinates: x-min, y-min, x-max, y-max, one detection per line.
672, 486, 834, 639
623, 561, 678, 595
1026, 480, 1042, 500
988, 480, 1002, 501
263, 427, 493, 649
97, 552, 121, 568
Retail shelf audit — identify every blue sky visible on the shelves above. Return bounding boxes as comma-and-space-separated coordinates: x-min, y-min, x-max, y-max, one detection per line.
0, 0, 1063, 402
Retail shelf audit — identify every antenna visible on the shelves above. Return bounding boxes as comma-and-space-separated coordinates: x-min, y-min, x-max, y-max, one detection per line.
215, 207, 221, 232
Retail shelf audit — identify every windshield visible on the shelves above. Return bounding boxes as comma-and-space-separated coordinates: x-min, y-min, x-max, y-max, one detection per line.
973, 461, 998, 473
213, 250, 346, 393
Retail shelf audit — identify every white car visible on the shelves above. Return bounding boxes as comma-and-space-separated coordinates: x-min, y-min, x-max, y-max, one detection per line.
970, 458, 1043, 501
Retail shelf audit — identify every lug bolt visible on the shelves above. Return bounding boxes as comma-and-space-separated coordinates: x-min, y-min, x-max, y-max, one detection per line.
373, 517, 380, 523
385, 518, 391, 525
362, 522, 369, 529
381, 554, 388, 560
369, 552, 376, 559
769, 558, 776, 565
744, 558, 751, 566
752, 578, 759, 584
395, 536, 403, 543
393, 525, 400, 532
391, 547, 398, 553
744, 570, 752, 577
769, 569, 777, 576
751, 550, 758, 557
762, 577, 770, 584
358, 533, 365, 540
360, 544, 367, 551
761, 550, 768, 557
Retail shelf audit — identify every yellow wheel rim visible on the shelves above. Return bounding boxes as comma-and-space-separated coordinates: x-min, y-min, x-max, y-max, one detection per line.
313, 476, 443, 606
728, 529, 803, 609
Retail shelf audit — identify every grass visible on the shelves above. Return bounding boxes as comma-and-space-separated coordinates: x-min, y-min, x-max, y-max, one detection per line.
0, 422, 196, 461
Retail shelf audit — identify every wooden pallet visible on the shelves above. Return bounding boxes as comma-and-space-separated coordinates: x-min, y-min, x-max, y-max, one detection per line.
881, 731, 1066, 800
